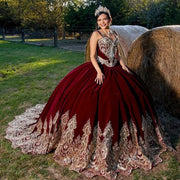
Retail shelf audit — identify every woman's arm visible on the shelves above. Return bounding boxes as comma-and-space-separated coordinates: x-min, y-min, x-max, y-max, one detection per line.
119, 57, 131, 73
90, 31, 105, 85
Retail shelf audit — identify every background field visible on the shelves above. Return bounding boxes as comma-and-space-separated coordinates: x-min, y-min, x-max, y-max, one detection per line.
0, 40, 179, 180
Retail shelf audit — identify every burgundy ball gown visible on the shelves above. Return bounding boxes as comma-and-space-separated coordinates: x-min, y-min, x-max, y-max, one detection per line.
5, 30, 169, 180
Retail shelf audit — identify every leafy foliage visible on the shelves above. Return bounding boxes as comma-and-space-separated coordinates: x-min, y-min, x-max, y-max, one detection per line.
64, 3, 96, 34
125, 0, 180, 28
99, 0, 129, 24
0, 0, 179, 38
0, 0, 17, 27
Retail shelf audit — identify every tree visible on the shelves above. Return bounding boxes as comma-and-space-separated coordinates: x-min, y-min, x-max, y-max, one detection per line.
64, 2, 96, 38
0, 0, 32, 42
163, 0, 180, 25
13, 0, 28, 42
0, 0, 75, 46
22, 0, 72, 46
142, 1, 169, 28
0, 0, 17, 39
64, 0, 130, 38
100, 0, 129, 25
126, 0, 180, 28
1, 0, 179, 42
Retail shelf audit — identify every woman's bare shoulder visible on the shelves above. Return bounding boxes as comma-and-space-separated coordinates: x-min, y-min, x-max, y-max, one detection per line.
91, 30, 101, 40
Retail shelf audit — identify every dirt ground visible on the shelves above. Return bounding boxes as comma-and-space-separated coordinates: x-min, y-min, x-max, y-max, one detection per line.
25, 39, 88, 52
57, 39, 87, 52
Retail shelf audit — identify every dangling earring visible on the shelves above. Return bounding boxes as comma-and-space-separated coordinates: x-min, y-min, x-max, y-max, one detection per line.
109, 19, 112, 27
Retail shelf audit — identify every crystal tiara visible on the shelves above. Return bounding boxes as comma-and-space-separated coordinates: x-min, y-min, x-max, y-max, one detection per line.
94, 5, 111, 18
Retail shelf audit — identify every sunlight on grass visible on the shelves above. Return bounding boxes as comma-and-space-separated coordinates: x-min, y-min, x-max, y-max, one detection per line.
0, 40, 11, 44
0, 59, 67, 81
26, 38, 52, 42
3, 35, 20, 38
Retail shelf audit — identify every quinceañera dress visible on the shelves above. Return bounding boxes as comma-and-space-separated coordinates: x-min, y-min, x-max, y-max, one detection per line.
6, 30, 169, 180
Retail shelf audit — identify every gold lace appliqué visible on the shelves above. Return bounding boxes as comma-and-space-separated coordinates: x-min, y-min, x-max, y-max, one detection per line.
6, 106, 168, 180
97, 37, 118, 67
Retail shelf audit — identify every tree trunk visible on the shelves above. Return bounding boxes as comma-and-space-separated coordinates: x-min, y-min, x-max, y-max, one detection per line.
21, 29, 25, 42
2, 27, 5, 40
62, 26, 66, 40
54, 26, 58, 47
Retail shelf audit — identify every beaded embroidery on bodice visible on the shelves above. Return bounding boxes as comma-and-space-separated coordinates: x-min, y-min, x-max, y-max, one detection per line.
97, 30, 119, 67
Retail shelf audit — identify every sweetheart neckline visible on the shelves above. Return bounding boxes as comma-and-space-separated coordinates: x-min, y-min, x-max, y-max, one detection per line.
98, 36, 117, 44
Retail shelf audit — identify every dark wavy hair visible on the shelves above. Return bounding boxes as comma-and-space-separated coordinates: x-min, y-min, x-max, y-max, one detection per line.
95, 11, 111, 20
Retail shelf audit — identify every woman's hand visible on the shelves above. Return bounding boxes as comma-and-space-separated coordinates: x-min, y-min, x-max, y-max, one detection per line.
122, 65, 131, 73
95, 72, 105, 85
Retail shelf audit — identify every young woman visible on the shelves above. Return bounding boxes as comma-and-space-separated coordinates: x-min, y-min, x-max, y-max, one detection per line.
6, 6, 170, 180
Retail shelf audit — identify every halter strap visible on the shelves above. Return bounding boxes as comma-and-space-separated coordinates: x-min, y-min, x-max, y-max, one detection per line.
97, 30, 105, 37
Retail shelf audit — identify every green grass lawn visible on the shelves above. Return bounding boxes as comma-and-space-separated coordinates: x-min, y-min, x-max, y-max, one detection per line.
0, 40, 179, 180
0, 40, 83, 179
0, 35, 87, 48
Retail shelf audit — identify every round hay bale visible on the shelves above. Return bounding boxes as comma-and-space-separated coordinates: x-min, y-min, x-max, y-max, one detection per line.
85, 25, 149, 62
127, 25, 180, 117
111, 25, 149, 58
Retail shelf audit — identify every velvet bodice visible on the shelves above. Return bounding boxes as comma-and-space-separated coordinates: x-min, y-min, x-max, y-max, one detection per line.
97, 30, 119, 67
